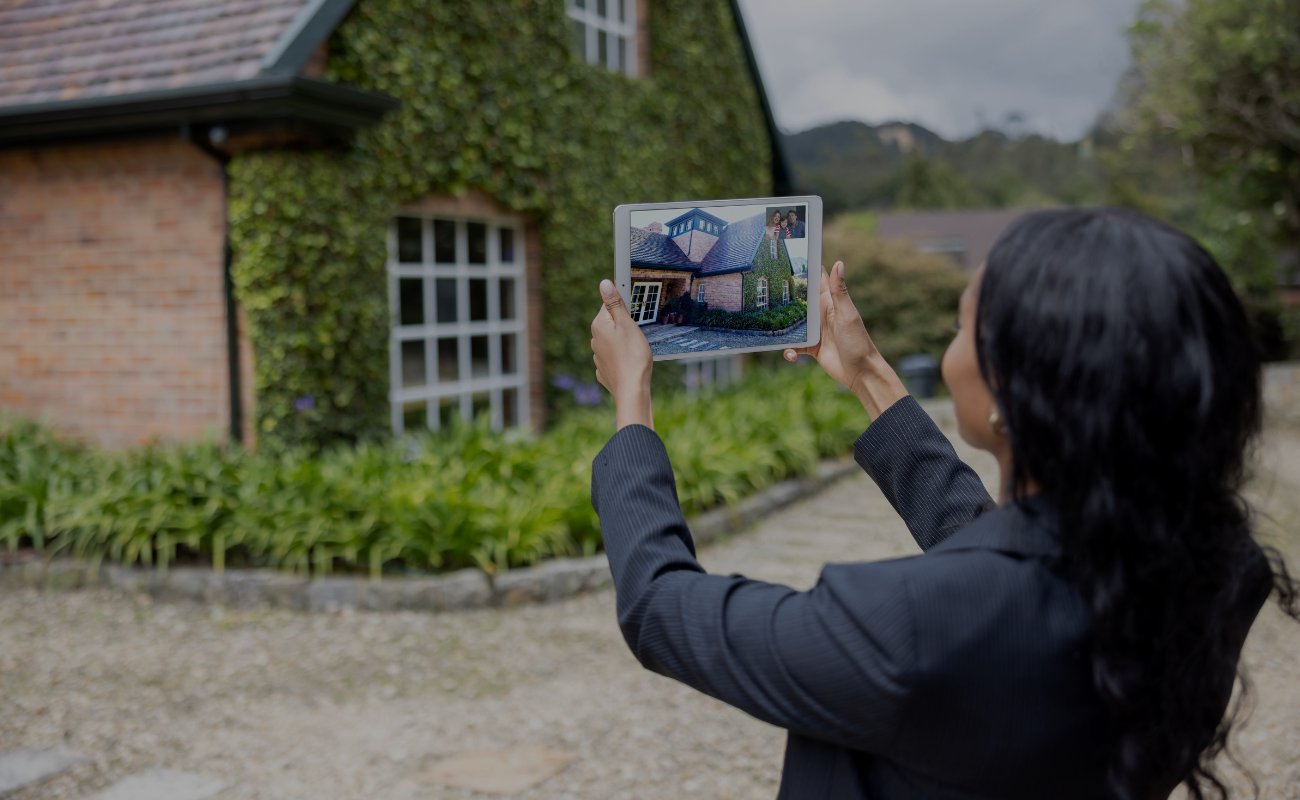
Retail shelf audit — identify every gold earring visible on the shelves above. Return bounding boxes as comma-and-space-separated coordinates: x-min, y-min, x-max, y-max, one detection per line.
988, 411, 1006, 436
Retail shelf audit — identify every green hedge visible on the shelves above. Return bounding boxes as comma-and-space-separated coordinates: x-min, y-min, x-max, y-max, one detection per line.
695, 300, 808, 331
0, 367, 865, 578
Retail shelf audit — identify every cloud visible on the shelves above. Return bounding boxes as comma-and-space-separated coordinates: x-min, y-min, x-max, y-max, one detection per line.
739, 0, 1141, 140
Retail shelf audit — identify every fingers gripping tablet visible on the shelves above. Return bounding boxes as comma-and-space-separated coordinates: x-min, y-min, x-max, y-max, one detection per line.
612, 196, 823, 361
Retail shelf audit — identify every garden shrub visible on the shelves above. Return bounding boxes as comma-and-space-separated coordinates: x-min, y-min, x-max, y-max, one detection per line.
695, 300, 808, 331
0, 366, 866, 577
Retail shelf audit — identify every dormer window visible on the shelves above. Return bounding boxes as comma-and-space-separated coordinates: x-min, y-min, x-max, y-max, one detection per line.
568, 0, 638, 77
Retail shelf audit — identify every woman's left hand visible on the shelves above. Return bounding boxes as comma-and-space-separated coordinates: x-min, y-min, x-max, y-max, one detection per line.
591, 280, 654, 431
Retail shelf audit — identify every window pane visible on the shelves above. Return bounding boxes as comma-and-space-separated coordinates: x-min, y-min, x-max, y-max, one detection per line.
596, 0, 606, 17
472, 391, 491, 422
403, 401, 427, 432
398, 278, 424, 326
469, 278, 488, 321
597, 30, 607, 66
467, 222, 487, 264
471, 335, 490, 378
573, 0, 585, 8
434, 219, 456, 264
619, 0, 625, 22
401, 340, 426, 388
438, 338, 459, 382
503, 387, 518, 428
436, 278, 457, 323
438, 396, 459, 430
501, 333, 517, 374
499, 278, 516, 320
397, 217, 422, 263
571, 19, 586, 59
618, 36, 626, 74
499, 228, 515, 262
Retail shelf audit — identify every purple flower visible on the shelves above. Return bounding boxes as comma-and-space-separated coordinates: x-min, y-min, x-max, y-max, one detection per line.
293, 394, 316, 412
552, 374, 576, 391
573, 382, 604, 406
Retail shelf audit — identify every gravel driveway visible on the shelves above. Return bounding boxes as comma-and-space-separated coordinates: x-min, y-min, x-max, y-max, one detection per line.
2, 406, 1297, 799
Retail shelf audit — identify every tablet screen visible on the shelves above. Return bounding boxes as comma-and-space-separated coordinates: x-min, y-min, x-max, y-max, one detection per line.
628, 202, 811, 357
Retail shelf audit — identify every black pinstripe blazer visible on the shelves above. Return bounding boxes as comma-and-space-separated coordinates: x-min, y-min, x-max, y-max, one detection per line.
590, 397, 1115, 799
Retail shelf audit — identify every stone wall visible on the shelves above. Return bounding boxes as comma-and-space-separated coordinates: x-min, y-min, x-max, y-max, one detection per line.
0, 138, 252, 447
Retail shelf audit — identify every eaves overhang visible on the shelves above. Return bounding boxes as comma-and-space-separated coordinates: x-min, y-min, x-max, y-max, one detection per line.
0, 74, 400, 148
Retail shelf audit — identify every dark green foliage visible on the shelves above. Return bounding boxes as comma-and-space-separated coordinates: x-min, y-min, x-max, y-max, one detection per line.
228, 0, 770, 449
695, 300, 807, 331
740, 235, 796, 308
0, 368, 866, 576
827, 213, 970, 366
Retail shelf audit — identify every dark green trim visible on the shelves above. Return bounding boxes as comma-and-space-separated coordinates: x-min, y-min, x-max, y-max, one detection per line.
261, 0, 361, 75
726, 0, 794, 196
0, 75, 399, 147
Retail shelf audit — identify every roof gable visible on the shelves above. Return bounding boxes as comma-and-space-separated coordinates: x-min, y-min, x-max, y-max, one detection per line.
700, 212, 766, 271
0, 0, 350, 108
630, 227, 694, 268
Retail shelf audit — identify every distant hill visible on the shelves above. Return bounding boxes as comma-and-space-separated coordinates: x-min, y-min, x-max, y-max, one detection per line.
791, 256, 807, 275
783, 120, 1108, 215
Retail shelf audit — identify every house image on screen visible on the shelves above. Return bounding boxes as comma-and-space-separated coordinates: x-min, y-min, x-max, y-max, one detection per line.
629, 209, 796, 324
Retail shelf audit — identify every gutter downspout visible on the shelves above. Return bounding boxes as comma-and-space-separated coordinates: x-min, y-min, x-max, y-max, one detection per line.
727, 0, 795, 196
182, 124, 243, 446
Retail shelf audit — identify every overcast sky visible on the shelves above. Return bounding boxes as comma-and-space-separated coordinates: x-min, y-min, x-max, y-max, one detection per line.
738, 0, 1143, 142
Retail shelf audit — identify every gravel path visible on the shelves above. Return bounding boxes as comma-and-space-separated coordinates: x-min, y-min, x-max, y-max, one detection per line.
2, 406, 1297, 799
650, 321, 808, 356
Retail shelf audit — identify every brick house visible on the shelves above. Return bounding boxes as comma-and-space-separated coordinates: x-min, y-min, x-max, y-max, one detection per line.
0, 0, 790, 448
629, 208, 797, 321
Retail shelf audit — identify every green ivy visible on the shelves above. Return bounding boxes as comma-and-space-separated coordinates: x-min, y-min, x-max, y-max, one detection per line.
741, 235, 797, 309
227, 0, 770, 449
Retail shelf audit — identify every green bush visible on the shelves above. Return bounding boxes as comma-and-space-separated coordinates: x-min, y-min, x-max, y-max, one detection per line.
0, 367, 865, 577
695, 300, 808, 331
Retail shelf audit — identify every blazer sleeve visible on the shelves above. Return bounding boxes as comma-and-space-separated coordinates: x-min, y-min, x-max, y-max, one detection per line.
592, 425, 914, 753
854, 396, 993, 551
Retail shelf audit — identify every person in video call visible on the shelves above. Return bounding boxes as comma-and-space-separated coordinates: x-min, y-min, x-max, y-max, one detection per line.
588, 207, 1299, 799
768, 209, 783, 240
785, 208, 806, 238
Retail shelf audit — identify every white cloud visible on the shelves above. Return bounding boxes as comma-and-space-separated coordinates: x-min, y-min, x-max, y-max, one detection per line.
738, 0, 1141, 140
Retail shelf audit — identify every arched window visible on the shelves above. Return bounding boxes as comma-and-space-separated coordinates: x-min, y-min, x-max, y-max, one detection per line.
757, 278, 768, 310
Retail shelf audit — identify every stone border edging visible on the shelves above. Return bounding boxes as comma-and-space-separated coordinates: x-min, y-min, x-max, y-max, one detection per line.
0, 457, 860, 613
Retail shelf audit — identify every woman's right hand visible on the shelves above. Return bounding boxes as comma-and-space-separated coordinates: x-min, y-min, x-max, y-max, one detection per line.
784, 262, 909, 420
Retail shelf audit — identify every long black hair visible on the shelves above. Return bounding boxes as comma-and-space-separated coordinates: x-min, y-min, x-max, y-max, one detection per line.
976, 207, 1300, 800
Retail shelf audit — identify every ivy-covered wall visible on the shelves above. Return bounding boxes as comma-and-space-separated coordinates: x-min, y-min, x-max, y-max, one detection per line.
227, 0, 771, 449
741, 237, 796, 310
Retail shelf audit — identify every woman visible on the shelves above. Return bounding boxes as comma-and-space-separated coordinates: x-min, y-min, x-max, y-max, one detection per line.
589, 208, 1299, 799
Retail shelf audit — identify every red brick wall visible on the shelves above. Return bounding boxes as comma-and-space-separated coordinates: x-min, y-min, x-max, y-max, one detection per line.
697, 272, 743, 312
0, 138, 245, 448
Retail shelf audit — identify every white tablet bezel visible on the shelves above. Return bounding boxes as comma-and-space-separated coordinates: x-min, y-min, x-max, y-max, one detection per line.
613, 195, 822, 362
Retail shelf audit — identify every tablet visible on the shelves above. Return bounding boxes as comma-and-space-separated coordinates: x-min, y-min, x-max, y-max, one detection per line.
613, 196, 822, 361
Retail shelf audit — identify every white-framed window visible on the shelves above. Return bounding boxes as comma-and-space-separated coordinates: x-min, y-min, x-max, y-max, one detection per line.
697, 282, 705, 303
389, 213, 528, 434
783, 280, 790, 303
757, 278, 768, 310
568, 0, 638, 76
630, 281, 662, 325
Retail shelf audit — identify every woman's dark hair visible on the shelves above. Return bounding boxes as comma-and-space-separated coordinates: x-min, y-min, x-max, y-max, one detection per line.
976, 207, 1300, 800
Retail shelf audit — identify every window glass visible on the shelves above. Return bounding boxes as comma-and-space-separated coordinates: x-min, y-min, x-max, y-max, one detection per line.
468, 222, 488, 264
403, 401, 427, 432
472, 392, 491, 421
499, 278, 516, 320
502, 387, 518, 428
501, 333, 517, 374
401, 340, 426, 387
399, 278, 424, 325
571, 19, 586, 58
471, 336, 490, 378
500, 228, 515, 262
397, 217, 423, 263
434, 219, 456, 264
438, 338, 459, 382
438, 397, 459, 430
618, 0, 625, 22
436, 278, 458, 323
469, 279, 489, 321
597, 0, 606, 17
